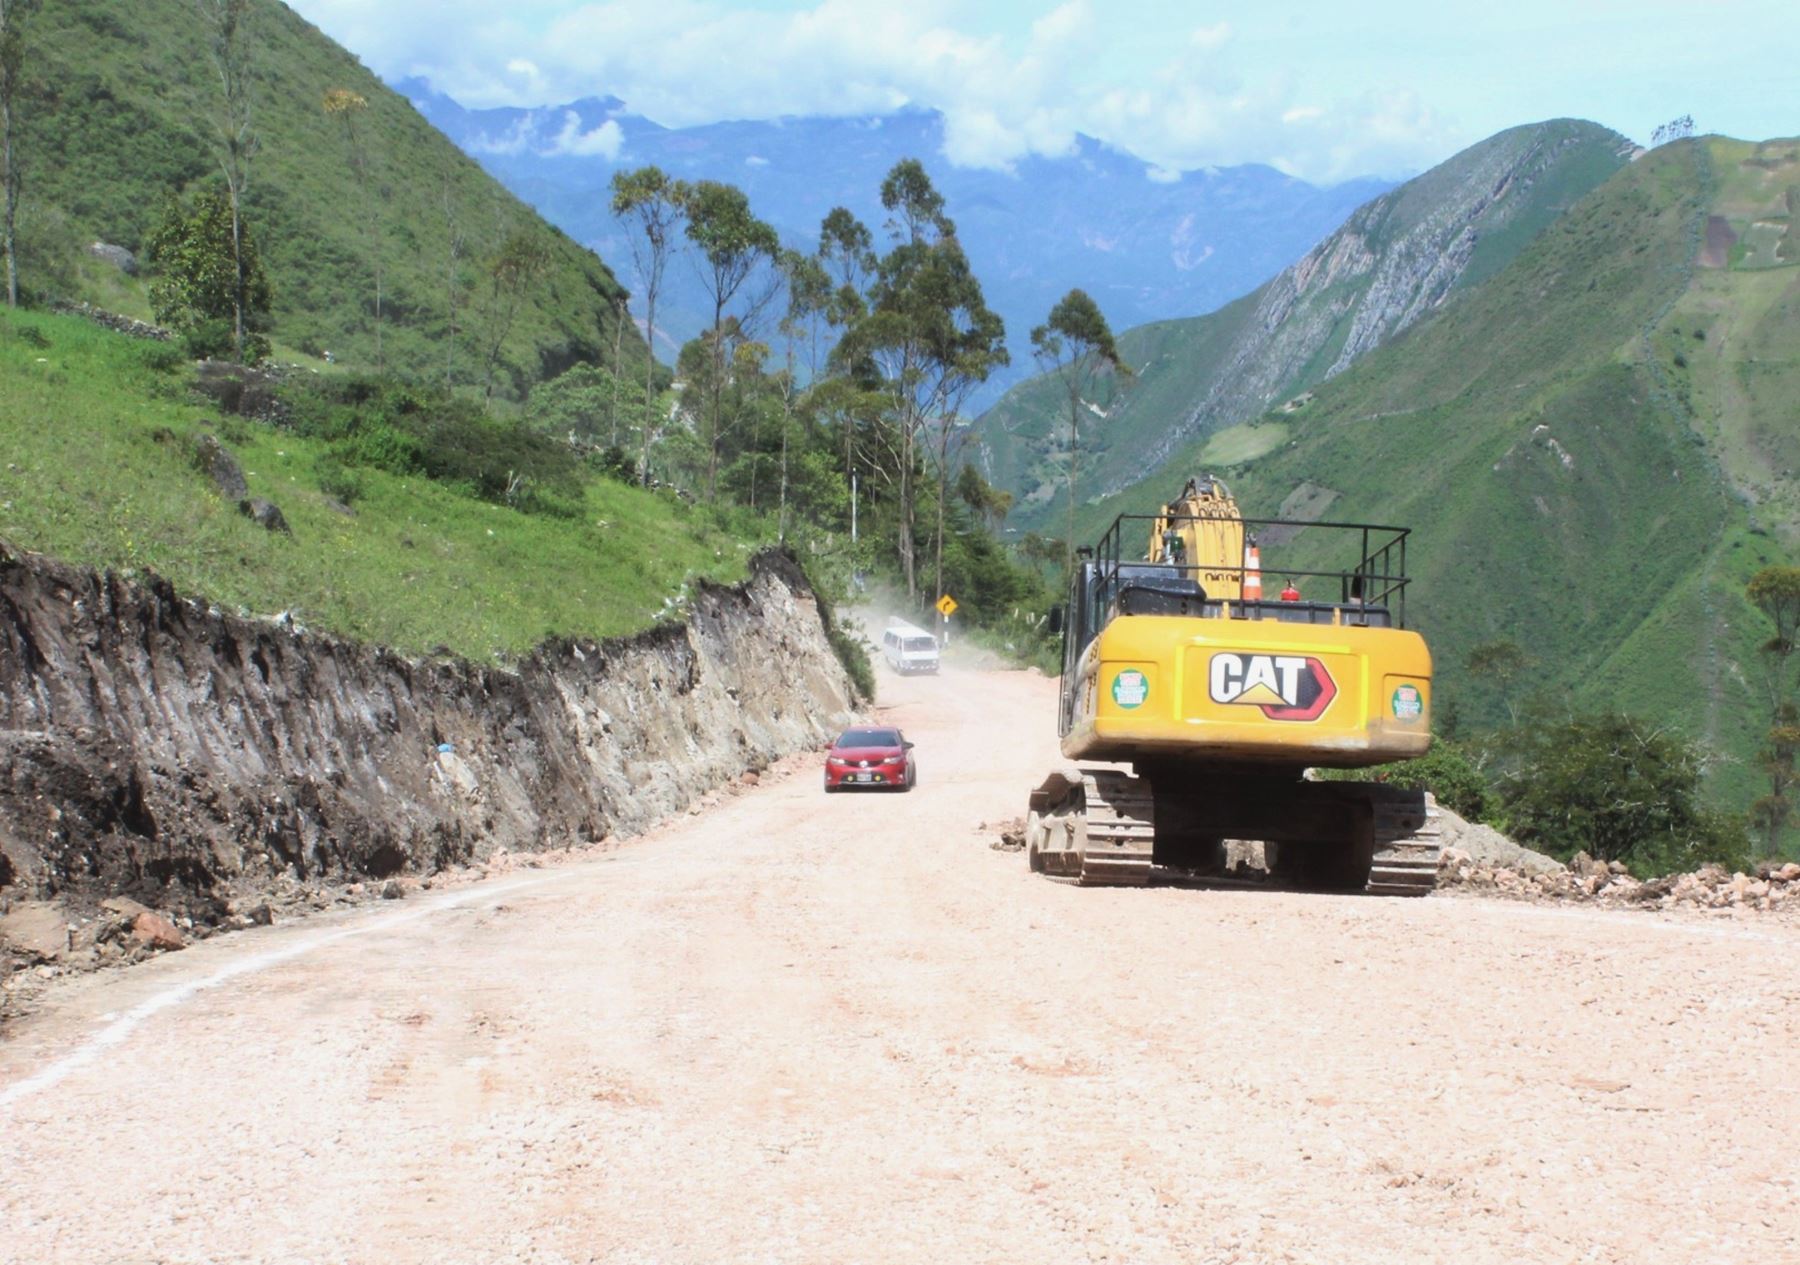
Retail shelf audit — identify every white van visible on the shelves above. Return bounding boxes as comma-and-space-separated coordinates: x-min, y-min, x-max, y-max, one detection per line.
882, 620, 941, 675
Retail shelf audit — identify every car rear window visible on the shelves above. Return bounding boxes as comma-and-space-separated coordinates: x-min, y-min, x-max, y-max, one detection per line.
836, 728, 900, 747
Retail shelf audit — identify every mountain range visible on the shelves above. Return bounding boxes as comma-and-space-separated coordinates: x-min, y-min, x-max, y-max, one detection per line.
396, 78, 1393, 404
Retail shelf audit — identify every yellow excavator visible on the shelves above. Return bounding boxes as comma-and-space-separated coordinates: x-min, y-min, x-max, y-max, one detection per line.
1025, 476, 1441, 894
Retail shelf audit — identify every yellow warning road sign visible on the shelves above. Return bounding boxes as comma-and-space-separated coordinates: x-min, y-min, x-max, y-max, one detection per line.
936, 593, 958, 617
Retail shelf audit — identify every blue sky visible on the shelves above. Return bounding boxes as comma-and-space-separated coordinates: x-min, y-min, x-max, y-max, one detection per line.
289, 0, 1799, 183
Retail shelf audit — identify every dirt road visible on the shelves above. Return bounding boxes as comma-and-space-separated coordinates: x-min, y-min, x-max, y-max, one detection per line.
3, 663, 1797, 1264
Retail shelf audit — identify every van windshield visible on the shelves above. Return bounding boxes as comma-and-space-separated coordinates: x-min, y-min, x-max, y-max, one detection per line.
903, 637, 937, 653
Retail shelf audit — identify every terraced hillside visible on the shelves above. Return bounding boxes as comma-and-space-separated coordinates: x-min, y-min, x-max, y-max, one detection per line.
14, 0, 637, 395
1066, 136, 1800, 807
974, 119, 1634, 515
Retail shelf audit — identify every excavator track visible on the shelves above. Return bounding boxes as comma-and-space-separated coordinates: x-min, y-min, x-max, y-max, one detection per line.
1361, 786, 1444, 897
1025, 769, 1155, 886
1025, 773, 1443, 895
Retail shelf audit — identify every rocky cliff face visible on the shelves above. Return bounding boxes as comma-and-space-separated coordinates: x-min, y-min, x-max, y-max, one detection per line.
1134, 121, 1634, 480
0, 542, 855, 921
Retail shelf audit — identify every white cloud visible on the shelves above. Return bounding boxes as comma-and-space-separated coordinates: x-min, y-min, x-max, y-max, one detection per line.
468, 116, 537, 156
744, 155, 770, 167
549, 111, 624, 158
287, 0, 1457, 182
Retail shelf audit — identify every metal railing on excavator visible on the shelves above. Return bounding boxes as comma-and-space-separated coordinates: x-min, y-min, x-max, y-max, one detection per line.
1081, 509, 1413, 634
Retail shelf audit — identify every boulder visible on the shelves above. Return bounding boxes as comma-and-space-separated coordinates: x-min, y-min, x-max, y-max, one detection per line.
242, 497, 291, 536
130, 911, 186, 951
87, 242, 140, 276
0, 903, 69, 961
193, 433, 249, 501
1569, 851, 1611, 880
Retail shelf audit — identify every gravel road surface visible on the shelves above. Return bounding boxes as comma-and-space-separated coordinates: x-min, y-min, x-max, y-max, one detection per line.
3, 663, 1797, 1263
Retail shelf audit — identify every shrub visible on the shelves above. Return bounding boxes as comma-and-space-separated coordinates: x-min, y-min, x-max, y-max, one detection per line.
313, 454, 365, 506
1348, 738, 1494, 822
1493, 710, 1733, 871
280, 376, 582, 515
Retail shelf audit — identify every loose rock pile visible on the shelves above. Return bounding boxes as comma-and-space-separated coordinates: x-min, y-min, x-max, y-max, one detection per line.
1439, 849, 1800, 913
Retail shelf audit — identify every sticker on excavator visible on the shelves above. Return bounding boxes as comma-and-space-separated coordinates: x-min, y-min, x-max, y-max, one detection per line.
1111, 669, 1149, 709
1391, 683, 1424, 720
1208, 652, 1336, 721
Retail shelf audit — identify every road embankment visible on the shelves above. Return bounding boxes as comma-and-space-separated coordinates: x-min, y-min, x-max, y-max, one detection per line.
0, 542, 854, 944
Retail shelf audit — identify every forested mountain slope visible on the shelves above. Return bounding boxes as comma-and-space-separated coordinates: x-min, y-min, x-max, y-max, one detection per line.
15, 0, 637, 395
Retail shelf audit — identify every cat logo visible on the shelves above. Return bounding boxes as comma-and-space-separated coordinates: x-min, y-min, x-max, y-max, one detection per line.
1208, 652, 1337, 721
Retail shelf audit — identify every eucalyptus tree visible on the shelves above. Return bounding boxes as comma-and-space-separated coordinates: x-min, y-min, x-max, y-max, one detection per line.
816, 206, 876, 484
323, 88, 383, 370
840, 160, 1007, 603
774, 247, 833, 540
1031, 288, 1130, 572
0, 0, 39, 308
610, 165, 685, 483
195, 0, 258, 360
681, 179, 779, 499
1748, 566, 1800, 851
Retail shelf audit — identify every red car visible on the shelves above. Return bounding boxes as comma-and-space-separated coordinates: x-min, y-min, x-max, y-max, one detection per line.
823, 726, 917, 792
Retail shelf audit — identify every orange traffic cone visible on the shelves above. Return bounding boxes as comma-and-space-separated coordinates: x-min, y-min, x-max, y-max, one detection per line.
1242, 544, 1263, 601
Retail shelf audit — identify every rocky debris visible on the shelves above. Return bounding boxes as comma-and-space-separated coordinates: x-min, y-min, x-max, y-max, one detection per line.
242, 497, 291, 535
192, 360, 291, 424
1434, 803, 1562, 875
380, 880, 405, 901
987, 817, 1027, 852
48, 300, 171, 342
194, 432, 249, 500
0, 541, 857, 977
0, 902, 70, 961
87, 242, 140, 276
1438, 846, 1800, 914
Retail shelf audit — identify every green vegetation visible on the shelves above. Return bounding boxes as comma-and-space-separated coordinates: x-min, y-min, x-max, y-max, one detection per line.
1330, 738, 1494, 823
8, 0, 637, 393
145, 187, 274, 360
0, 307, 749, 657
0, 146, 1060, 677
1030, 287, 1130, 570
975, 120, 1632, 517
1744, 565, 1800, 852
1491, 711, 1749, 876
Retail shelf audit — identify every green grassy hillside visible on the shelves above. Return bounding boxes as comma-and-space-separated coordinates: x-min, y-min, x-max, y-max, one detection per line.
1068, 137, 1800, 810
976, 120, 1632, 522
13, 0, 637, 396
0, 308, 752, 657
